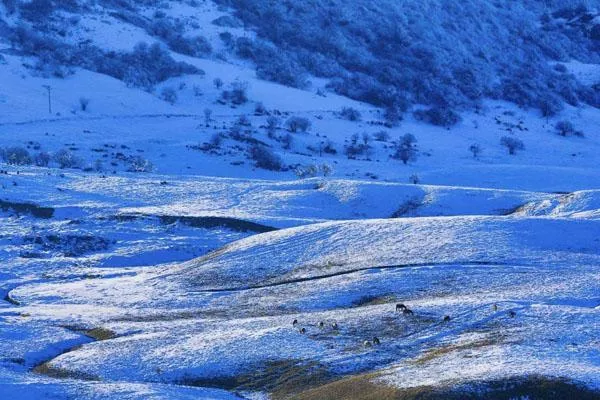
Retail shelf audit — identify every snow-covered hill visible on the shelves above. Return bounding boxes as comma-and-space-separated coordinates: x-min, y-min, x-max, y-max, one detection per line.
0, 0, 599, 399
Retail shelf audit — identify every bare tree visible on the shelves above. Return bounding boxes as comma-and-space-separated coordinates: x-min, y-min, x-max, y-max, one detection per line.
79, 97, 90, 112
469, 143, 482, 159
204, 108, 212, 126
500, 136, 524, 155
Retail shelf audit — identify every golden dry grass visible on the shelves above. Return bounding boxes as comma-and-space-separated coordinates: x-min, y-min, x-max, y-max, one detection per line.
84, 327, 117, 341
290, 373, 600, 400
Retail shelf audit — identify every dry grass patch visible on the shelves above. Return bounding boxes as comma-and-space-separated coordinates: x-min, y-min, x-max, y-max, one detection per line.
178, 359, 334, 398
85, 327, 117, 341
292, 374, 600, 400
33, 361, 100, 381
410, 336, 502, 366
351, 294, 397, 307
290, 372, 422, 400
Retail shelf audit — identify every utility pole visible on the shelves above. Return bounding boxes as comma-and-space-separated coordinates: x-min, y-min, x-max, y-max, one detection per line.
42, 85, 52, 114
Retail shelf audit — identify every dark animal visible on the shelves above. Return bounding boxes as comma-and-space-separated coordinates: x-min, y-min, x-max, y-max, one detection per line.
331, 322, 338, 330
299, 327, 306, 334
396, 303, 407, 312
292, 319, 298, 326
372, 337, 380, 345
318, 321, 324, 328
403, 308, 414, 316
509, 311, 516, 318
363, 340, 372, 347
493, 304, 498, 311
443, 315, 451, 322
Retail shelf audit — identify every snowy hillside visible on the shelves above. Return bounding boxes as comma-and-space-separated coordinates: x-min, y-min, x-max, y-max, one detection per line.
0, 0, 599, 399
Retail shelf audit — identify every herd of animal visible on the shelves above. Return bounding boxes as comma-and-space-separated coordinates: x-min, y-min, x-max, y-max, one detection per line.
291, 302, 516, 348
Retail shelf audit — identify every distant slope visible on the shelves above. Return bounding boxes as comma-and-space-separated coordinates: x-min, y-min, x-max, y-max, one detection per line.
217, 0, 600, 115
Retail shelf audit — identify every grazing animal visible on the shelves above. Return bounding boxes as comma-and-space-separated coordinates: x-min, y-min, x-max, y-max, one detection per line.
443, 315, 451, 322
299, 327, 306, 334
403, 308, 414, 316
372, 337, 380, 345
493, 304, 498, 311
331, 322, 338, 330
396, 303, 407, 312
318, 321, 324, 328
509, 311, 516, 318
363, 340, 372, 347
292, 319, 298, 326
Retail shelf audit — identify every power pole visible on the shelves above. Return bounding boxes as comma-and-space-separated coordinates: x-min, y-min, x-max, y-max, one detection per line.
42, 85, 52, 114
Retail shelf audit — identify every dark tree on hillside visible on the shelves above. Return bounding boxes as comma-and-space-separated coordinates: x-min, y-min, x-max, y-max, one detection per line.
394, 134, 418, 165
555, 120, 583, 137
285, 116, 311, 133
266, 116, 280, 138
469, 143, 482, 159
500, 136, 524, 155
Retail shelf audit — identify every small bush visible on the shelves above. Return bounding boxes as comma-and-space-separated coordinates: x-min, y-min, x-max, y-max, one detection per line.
344, 143, 371, 159
399, 133, 417, 148
414, 106, 461, 127
168, 35, 212, 57
266, 116, 280, 138
384, 105, 403, 127
160, 87, 178, 104
79, 97, 90, 111
295, 163, 333, 178
127, 156, 153, 172
209, 133, 223, 148
280, 133, 293, 150
339, 107, 362, 121
374, 131, 390, 142
553, 64, 568, 74
53, 149, 81, 169
285, 116, 311, 133
221, 81, 248, 105
203, 109, 212, 126
361, 133, 371, 145
323, 140, 337, 154
219, 31, 234, 47
230, 81, 248, 105
320, 163, 333, 177
34, 151, 51, 167
212, 15, 243, 28
555, 120, 583, 137
236, 114, 251, 127
469, 143, 482, 159
500, 136, 525, 155
213, 78, 224, 89
2, 147, 32, 165
255, 102, 266, 115
249, 145, 283, 171
539, 95, 564, 118
295, 164, 319, 179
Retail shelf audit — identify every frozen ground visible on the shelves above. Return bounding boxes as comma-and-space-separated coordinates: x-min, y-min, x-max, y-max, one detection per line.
0, 165, 599, 399
1, 0, 600, 398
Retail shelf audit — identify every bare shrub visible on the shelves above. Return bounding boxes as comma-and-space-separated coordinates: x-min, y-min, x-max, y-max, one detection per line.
2, 147, 32, 165
53, 149, 81, 169
500, 136, 524, 155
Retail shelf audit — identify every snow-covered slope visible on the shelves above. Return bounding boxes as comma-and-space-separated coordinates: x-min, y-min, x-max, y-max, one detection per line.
7, 214, 600, 397
0, 0, 599, 398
